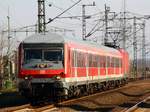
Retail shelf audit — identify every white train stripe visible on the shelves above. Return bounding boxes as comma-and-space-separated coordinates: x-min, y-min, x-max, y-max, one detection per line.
65, 74, 124, 83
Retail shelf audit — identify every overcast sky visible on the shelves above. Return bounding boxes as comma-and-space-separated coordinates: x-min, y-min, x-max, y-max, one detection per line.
0, 0, 150, 28
0, 0, 150, 58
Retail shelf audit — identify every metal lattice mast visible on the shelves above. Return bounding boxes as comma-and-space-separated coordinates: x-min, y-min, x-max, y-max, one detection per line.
142, 21, 146, 78
38, 0, 46, 33
104, 4, 109, 45
7, 7, 11, 81
133, 16, 137, 78
82, 2, 95, 40
122, 0, 126, 50
82, 5, 86, 40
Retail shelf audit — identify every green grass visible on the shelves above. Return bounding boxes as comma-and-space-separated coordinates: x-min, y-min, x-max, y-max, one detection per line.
0, 87, 17, 94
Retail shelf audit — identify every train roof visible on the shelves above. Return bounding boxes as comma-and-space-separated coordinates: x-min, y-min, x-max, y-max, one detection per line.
22, 32, 121, 55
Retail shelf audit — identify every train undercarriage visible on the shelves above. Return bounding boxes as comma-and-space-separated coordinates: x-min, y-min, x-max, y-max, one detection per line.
18, 77, 128, 101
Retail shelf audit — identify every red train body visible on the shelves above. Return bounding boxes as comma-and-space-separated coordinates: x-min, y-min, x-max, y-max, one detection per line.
18, 33, 129, 99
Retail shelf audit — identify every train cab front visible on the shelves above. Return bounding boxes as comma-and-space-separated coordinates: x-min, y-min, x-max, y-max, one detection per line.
18, 43, 66, 99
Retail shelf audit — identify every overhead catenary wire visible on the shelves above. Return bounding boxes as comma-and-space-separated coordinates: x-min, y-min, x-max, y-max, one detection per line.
86, 19, 102, 37
46, 0, 82, 24
45, 0, 75, 17
86, 22, 105, 38
55, 11, 104, 19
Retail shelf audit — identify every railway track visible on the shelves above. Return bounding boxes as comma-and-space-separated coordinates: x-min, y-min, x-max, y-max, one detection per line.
0, 84, 128, 112
112, 93, 150, 112
0, 104, 31, 112
10, 95, 150, 112
1, 80, 150, 112
124, 96, 150, 112
31, 83, 150, 112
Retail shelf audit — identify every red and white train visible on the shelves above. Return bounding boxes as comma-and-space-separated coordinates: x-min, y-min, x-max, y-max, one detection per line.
18, 32, 129, 99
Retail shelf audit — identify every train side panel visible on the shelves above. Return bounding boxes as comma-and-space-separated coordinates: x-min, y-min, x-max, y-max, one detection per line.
64, 42, 126, 85
119, 49, 129, 77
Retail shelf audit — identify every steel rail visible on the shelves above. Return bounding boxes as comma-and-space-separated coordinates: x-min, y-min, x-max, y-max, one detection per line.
124, 96, 150, 112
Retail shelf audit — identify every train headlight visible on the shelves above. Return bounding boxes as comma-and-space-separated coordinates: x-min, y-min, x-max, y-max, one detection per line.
25, 76, 28, 80
56, 75, 61, 80
53, 75, 61, 80
24, 76, 32, 80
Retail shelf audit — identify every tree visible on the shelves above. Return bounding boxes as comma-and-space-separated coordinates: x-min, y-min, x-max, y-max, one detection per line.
0, 27, 15, 89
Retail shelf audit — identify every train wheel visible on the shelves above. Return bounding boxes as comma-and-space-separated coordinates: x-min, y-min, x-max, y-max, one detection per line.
102, 82, 108, 91
97, 84, 103, 92
88, 84, 94, 94
74, 87, 80, 97
110, 81, 115, 89
68, 87, 74, 98
117, 80, 119, 87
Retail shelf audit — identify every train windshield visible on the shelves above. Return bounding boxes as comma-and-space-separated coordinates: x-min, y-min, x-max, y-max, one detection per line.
24, 49, 63, 62
23, 49, 64, 69
44, 50, 63, 61
25, 49, 42, 61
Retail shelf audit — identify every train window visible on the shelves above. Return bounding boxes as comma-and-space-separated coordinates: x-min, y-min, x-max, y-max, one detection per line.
116, 58, 120, 67
97, 55, 100, 66
24, 49, 42, 62
100, 56, 105, 67
118, 59, 121, 67
113, 57, 115, 67
77, 51, 85, 67
120, 59, 122, 67
72, 50, 74, 67
93, 55, 97, 67
115, 58, 118, 67
116, 58, 119, 67
119, 58, 122, 67
111, 57, 114, 67
97, 56, 100, 67
97, 55, 100, 67
110, 57, 112, 67
92, 55, 95, 67
114, 58, 116, 67
88, 54, 102, 67
77, 52, 79, 67
88, 54, 99, 67
77, 52, 80, 67
82, 53, 85, 67
73, 50, 77, 67
118, 58, 120, 67
89, 54, 92, 67
95, 55, 99, 67
114, 58, 117, 67
104, 57, 106, 67
44, 50, 63, 61
107, 56, 110, 67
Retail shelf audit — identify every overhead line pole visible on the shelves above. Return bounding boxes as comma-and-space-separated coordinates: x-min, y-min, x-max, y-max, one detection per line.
122, 0, 126, 50
7, 7, 11, 81
82, 4, 87, 40
82, 2, 95, 40
104, 4, 109, 45
133, 16, 137, 78
142, 21, 146, 78
38, 0, 46, 33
